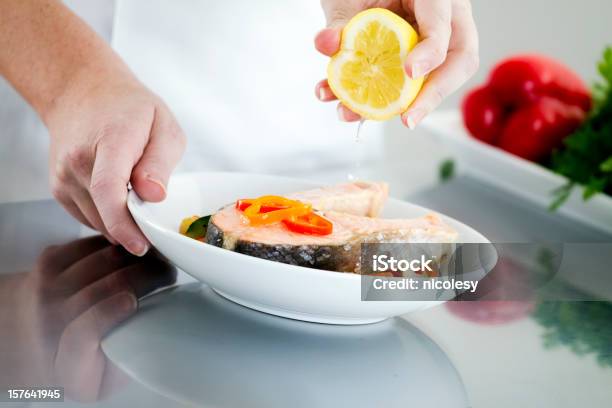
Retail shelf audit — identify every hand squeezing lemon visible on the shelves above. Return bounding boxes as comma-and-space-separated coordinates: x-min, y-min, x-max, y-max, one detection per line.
326, 8, 424, 121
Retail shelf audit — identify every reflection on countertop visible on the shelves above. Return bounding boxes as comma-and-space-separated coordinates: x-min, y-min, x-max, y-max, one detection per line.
0, 235, 176, 402
103, 283, 468, 408
1, 185, 612, 407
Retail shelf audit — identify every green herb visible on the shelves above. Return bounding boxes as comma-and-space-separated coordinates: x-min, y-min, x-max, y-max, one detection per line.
185, 215, 211, 239
549, 182, 575, 211
439, 158, 455, 182
532, 301, 612, 368
600, 156, 612, 172
593, 47, 612, 113
549, 46, 612, 209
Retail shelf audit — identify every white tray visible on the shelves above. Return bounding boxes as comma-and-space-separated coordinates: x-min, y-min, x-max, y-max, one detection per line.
421, 110, 612, 236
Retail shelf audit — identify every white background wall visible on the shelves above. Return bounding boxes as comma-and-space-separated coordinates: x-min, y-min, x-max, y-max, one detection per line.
460, 0, 610, 103
384, 0, 612, 169
0, 0, 611, 202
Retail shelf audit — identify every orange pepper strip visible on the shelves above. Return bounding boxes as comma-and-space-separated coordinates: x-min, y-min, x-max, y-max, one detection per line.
240, 195, 312, 226
243, 196, 303, 217
236, 199, 288, 213
247, 205, 312, 226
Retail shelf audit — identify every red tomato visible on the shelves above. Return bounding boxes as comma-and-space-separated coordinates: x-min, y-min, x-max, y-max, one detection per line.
461, 54, 591, 162
488, 55, 592, 111
462, 86, 506, 144
497, 97, 585, 161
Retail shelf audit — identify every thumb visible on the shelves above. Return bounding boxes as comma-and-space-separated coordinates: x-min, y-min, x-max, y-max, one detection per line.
131, 105, 186, 202
315, 5, 354, 56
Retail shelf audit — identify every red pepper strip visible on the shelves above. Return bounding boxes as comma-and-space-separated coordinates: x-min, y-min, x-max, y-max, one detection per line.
235, 199, 288, 213
283, 212, 333, 236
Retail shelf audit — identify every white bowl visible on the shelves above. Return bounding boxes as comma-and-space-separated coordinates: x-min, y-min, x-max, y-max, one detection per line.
128, 171, 491, 324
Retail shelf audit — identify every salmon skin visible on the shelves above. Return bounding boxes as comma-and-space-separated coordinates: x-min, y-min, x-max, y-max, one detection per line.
206, 220, 360, 272
205, 181, 458, 273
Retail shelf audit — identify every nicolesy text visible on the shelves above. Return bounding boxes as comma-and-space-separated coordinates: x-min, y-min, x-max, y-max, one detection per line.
372, 254, 433, 273
372, 278, 479, 293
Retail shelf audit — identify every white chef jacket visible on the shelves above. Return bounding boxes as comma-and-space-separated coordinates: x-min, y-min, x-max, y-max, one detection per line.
112, 0, 384, 174
0, 0, 384, 203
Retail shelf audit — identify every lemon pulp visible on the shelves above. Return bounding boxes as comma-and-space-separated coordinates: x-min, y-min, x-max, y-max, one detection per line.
327, 8, 424, 120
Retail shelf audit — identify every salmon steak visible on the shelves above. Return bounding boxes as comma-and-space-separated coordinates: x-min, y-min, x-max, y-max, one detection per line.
205, 181, 458, 273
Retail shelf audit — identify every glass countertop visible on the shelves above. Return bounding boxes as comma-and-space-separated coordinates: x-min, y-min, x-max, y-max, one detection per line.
1, 175, 611, 408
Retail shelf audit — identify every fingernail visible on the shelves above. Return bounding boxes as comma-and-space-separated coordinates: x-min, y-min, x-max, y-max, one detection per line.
336, 104, 346, 121
127, 239, 149, 257
315, 27, 339, 41
116, 291, 137, 313
403, 108, 426, 130
409, 61, 430, 79
146, 176, 167, 198
314, 28, 327, 41
318, 86, 331, 101
405, 116, 416, 130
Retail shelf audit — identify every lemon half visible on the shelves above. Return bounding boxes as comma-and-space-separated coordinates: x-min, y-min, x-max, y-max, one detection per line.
327, 8, 424, 120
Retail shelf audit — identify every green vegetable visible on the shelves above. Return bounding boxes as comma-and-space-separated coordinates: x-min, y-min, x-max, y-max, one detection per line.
529, 244, 612, 366
549, 46, 612, 209
532, 301, 612, 368
185, 215, 211, 239
439, 158, 455, 182
549, 182, 575, 211
600, 156, 612, 172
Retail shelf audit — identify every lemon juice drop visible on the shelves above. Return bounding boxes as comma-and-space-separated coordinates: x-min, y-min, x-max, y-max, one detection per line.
347, 119, 367, 181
